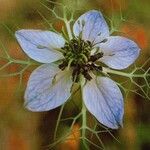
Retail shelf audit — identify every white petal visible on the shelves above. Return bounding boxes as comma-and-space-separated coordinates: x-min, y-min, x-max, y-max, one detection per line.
97, 36, 140, 69
15, 30, 65, 63
83, 76, 124, 129
25, 64, 72, 111
73, 10, 109, 43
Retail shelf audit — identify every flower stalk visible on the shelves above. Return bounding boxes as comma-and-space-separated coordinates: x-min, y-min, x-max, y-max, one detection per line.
82, 102, 87, 137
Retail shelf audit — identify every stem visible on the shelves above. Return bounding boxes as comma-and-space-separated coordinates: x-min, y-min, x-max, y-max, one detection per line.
5, 57, 38, 66
81, 102, 89, 150
11, 59, 34, 65
65, 20, 73, 40
103, 67, 145, 78
54, 104, 65, 140
82, 102, 87, 137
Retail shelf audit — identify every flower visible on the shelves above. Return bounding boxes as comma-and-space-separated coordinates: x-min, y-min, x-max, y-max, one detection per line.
15, 10, 140, 129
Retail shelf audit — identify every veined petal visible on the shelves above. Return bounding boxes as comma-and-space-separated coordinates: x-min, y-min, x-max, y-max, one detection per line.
24, 64, 72, 111
83, 76, 124, 129
97, 36, 140, 69
15, 30, 65, 63
73, 10, 109, 43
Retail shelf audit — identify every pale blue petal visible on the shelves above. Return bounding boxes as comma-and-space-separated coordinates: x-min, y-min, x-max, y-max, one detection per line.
15, 30, 65, 63
97, 36, 140, 69
83, 76, 124, 129
73, 10, 109, 43
24, 64, 72, 111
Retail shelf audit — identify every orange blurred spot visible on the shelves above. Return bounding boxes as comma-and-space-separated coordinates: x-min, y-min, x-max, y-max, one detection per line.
59, 124, 80, 150
5, 130, 29, 150
54, 21, 65, 32
8, 42, 27, 60
121, 24, 148, 49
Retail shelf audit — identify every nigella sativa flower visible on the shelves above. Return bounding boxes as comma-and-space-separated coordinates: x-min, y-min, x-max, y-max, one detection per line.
15, 10, 140, 129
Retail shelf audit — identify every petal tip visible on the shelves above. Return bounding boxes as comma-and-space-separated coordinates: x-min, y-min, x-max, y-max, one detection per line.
15, 30, 20, 37
24, 101, 34, 112
101, 120, 123, 130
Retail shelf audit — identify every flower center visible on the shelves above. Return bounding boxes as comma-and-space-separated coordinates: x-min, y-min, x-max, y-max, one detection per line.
59, 38, 103, 82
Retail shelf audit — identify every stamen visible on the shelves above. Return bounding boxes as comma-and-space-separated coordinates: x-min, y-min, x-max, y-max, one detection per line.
82, 71, 92, 80
92, 64, 103, 71
60, 38, 103, 82
72, 64, 80, 82
89, 52, 104, 62
80, 54, 88, 62
58, 61, 68, 70
67, 58, 74, 70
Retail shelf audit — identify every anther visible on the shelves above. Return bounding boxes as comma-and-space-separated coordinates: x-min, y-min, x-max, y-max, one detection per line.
72, 65, 81, 82
82, 71, 92, 80
59, 61, 68, 70
92, 64, 103, 71
89, 52, 104, 62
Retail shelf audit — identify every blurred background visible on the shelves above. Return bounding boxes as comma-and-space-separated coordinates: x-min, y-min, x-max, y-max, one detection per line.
0, 0, 150, 150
